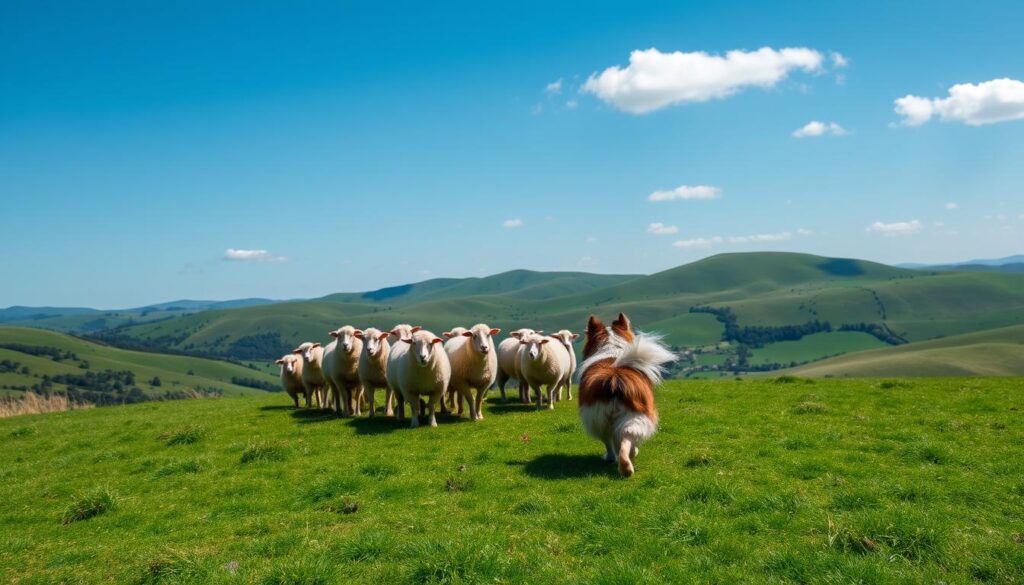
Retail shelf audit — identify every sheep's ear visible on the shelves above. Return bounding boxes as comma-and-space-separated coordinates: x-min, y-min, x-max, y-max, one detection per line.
411, 326, 422, 333
432, 338, 443, 344
462, 331, 473, 337
489, 328, 501, 336
536, 330, 544, 334
378, 332, 390, 341
540, 338, 550, 344
443, 331, 454, 338
275, 359, 285, 364
292, 349, 302, 355
353, 330, 364, 338
572, 333, 580, 340
312, 342, 321, 348
328, 331, 339, 337
511, 331, 522, 339
402, 338, 414, 345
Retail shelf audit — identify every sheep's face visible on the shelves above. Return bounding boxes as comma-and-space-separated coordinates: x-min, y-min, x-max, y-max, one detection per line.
463, 324, 500, 355
276, 357, 295, 374
293, 342, 319, 362
358, 328, 389, 356
329, 326, 360, 353
390, 324, 422, 343
522, 333, 550, 360
509, 328, 536, 341
551, 329, 580, 350
405, 334, 443, 365
443, 327, 468, 339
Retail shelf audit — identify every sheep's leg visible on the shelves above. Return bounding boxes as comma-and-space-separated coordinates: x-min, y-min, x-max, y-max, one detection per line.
618, 435, 636, 478
496, 371, 508, 402
427, 392, 440, 428
567, 382, 573, 401
396, 394, 406, 420
534, 382, 544, 411
353, 384, 364, 416
474, 388, 486, 421
304, 388, 312, 408
365, 386, 376, 418
292, 394, 299, 408
408, 393, 420, 428
384, 387, 394, 416
547, 384, 556, 410
334, 386, 344, 417
458, 385, 475, 421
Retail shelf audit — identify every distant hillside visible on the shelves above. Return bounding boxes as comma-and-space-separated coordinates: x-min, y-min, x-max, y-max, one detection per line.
0, 327, 277, 404
0, 298, 278, 333
782, 325, 1024, 377
75, 252, 1024, 374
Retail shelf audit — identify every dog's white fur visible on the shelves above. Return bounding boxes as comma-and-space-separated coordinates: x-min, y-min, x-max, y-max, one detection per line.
577, 329, 677, 384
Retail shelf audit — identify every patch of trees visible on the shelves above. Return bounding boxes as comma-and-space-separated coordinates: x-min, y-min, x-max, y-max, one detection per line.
0, 359, 27, 374
838, 323, 907, 345
0, 343, 78, 362
226, 333, 292, 361
230, 376, 279, 392
689, 306, 832, 347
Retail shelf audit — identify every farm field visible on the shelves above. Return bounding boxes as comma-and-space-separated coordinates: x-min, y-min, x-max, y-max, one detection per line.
785, 325, 1024, 378
749, 331, 889, 366
2, 378, 1022, 584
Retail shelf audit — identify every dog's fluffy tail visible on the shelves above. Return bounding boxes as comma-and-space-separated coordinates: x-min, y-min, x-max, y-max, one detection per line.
613, 332, 677, 385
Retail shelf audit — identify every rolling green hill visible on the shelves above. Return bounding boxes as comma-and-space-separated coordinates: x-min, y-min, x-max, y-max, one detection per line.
85, 253, 1024, 372
782, 325, 1024, 377
0, 327, 277, 403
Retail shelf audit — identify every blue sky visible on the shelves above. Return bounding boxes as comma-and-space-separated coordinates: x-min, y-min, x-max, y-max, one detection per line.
2, 0, 1022, 308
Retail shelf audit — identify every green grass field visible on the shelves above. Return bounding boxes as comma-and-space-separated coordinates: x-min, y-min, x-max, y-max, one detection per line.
2, 378, 1022, 584
786, 325, 1024, 377
0, 327, 276, 399
749, 332, 889, 366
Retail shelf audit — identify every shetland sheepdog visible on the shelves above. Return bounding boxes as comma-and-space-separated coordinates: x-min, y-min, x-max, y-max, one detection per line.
577, 313, 676, 477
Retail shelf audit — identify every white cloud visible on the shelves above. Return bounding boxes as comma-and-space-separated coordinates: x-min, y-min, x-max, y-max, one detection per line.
566, 99, 578, 109
933, 221, 945, 228
866, 220, 922, 236
672, 236, 723, 249
646, 222, 679, 235
545, 78, 563, 95
792, 120, 847, 138
727, 231, 791, 244
578, 256, 597, 268
945, 202, 959, 210
894, 78, 1024, 126
582, 47, 825, 114
797, 228, 814, 236
502, 218, 523, 228
830, 52, 849, 68
648, 184, 721, 202
224, 249, 287, 262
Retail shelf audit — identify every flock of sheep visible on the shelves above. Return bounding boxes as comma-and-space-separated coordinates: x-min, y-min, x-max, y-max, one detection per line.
275, 324, 578, 428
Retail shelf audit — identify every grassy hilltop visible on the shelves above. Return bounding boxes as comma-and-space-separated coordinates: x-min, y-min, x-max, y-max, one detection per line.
2, 378, 1022, 584
0, 327, 277, 402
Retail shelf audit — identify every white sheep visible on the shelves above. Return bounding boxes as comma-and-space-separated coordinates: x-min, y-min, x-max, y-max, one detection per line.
275, 353, 307, 407
385, 324, 421, 419
496, 328, 538, 403
442, 327, 469, 413
445, 323, 500, 421
323, 325, 364, 416
519, 332, 569, 410
293, 342, 327, 409
392, 329, 451, 428
355, 327, 392, 417
548, 329, 579, 401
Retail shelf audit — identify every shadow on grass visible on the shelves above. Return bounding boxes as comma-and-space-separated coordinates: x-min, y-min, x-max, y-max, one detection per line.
486, 402, 538, 416
516, 454, 617, 480
258, 405, 294, 412
290, 408, 338, 424
346, 415, 407, 435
